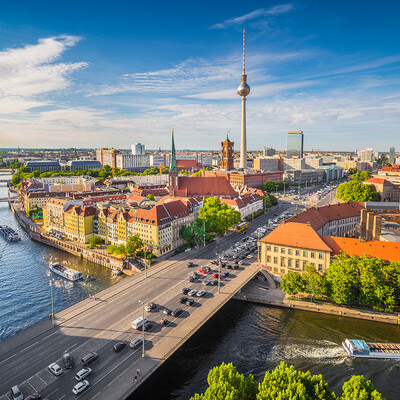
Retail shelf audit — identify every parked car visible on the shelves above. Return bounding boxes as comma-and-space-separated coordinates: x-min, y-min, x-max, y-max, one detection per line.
212, 273, 219, 279
75, 368, 92, 381
186, 262, 193, 267
163, 308, 171, 315
171, 308, 183, 317
113, 341, 126, 352
23, 394, 41, 400
72, 380, 90, 395
130, 337, 143, 349
211, 279, 218, 286
81, 352, 99, 366
145, 302, 156, 312
160, 318, 169, 326
196, 290, 206, 297
181, 287, 189, 295
179, 296, 188, 304
186, 298, 194, 306
48, 363, 63, 376
202, 280, 210, 286
10, 386, 23, 400
188, 289, 197, 296
62, 353, 74, 369
223, 272, 230, 278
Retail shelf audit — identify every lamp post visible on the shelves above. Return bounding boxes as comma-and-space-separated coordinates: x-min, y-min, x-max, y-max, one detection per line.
203, 220, 206, 247
257, 231, 260, 263
138, 299, 147, 358
50, 279, 54, 325
216, 252, 221, 294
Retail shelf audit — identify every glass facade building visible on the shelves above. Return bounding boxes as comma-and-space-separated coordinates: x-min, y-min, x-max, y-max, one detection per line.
287, 131, 304, 158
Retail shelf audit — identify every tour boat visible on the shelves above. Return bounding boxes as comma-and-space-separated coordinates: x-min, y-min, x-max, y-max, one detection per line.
343, 339, 400, 359
49, 263, 83, 282
0, 225, 21, 242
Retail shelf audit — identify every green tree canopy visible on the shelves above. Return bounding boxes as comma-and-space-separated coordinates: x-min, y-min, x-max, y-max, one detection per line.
280, 271, 304, 296
88, 235, 102, 249
336, 181, 381, 202
340, 375, 385, 400
126, 234, 144, 257
261, 180, 288, 193
146, 194, 156, 201
302, 265, 327, 300
180, 219, 206, 245
351, 171, 372, 182
198, 197, 241, 234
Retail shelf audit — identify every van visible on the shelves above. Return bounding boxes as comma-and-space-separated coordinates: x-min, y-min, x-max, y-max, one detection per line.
132, 316, 148, 330
130, 337, 143, 349
81, 352, 99, 366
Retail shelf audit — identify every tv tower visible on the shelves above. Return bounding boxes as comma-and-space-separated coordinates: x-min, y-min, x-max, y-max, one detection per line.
237, 28, 250, 169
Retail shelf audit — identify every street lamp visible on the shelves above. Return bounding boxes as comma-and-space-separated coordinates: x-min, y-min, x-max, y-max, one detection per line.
50, 279, 54, 325
216, 252, 221, 294
138, 299, 148, 358
257, 232, 260, 263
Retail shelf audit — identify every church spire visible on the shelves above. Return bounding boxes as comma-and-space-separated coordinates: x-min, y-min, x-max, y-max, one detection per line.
169, 128, 178, 173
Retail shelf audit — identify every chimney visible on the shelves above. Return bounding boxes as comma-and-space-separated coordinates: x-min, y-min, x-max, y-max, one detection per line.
372, 215, 382, 241
307, 221, 311, 227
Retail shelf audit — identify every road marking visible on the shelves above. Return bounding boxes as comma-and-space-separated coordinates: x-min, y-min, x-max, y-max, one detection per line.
36, 373, 46, 385
47, 388, 59, 397
0, 353, 17, 366
26, 379, 37, 392
63, 342, 78, 353
20, 341, 38, 352
56, 395, 66, 400
40, 331, 58, 342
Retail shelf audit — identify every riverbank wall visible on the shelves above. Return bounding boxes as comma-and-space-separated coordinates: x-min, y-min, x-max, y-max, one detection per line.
235, 284, 400, 326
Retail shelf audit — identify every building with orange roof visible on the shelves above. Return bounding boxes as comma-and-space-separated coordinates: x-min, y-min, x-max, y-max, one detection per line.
43, 198, 80, 232
64, 205, 97, 243
220, 193, 263, 220
364, 177, 399, 202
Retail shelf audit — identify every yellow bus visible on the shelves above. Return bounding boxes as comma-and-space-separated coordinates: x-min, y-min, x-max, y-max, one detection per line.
236, 222, 247, 232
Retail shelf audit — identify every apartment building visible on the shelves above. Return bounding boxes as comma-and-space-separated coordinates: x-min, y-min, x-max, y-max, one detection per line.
64, 205, 97, 243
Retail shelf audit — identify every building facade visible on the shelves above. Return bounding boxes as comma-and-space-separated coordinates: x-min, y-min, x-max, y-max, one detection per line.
132, 143, 145, 155
25, 161, 61, 173
286, 131, 304, 158
116, 154, 150, 171
96, 148, 120, 168
220, 136, 234, 171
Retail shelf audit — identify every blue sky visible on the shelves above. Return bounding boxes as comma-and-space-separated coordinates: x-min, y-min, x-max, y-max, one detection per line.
0, 0, 399, 152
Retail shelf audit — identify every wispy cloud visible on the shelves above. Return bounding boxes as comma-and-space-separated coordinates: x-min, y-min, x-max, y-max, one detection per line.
0, 35, 87, 113
210, 4, 294, 29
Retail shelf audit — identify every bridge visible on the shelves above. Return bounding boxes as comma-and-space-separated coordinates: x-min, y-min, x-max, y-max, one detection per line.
0, 202, 291, 400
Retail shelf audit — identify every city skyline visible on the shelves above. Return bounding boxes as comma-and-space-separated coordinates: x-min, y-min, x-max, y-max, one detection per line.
1, 1, 400, 151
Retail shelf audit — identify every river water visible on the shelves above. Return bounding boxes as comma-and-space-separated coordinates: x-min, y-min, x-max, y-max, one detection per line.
0, 172, 125, 341
0, 172, 398, 399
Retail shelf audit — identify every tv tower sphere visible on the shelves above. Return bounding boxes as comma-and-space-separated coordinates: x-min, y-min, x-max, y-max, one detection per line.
237, 75, 250, 97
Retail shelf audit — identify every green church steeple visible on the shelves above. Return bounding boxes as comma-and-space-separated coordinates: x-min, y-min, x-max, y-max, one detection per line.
169, 128, 178, 173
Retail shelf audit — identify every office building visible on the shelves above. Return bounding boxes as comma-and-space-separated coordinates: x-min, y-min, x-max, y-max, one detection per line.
253, 157, 281, 172
389, 147, 395, 164
132, 143, 145, 156
263, 147, 275, 157
286, 131, 304, 158
116, 153, 150, 171
96, 148, 120, 168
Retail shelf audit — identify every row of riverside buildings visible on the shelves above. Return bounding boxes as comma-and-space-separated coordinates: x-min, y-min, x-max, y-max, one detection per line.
260, 201, 400, 277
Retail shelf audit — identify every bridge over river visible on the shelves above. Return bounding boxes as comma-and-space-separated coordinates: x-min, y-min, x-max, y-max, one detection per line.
0, 203, 293, 400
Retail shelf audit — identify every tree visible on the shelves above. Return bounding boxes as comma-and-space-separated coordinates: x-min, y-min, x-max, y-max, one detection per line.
340, 375, 385, 400
179, 169, 189, 176
351, 171, 372, 182
88, 235, 102, 249
268, 194, 278, 206
280, 272, 304, 297
198, 197, 241, 234
262, 195, 272, 209
302, 265, 327, 300
146, 194, 155, 201
180, 220, 206, 245
126, 234, 144, 257
336, 181, 381, 202
107, 245, 118, 254
189, 362, 257, 400
261, 180, 276, 193
257, 362, 336, 400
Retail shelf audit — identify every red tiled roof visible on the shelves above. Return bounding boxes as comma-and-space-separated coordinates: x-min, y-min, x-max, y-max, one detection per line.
127, 193, 146, 204
260, 222, 332, 251
365, 178, 393, 185
65, 205, 96, 217
176, 159, 198, 168
287, 202, 364, 231
321, 236, 400, 262
174, 176, 236, 197
220, 193, 262, 209
380, 165, 400, 172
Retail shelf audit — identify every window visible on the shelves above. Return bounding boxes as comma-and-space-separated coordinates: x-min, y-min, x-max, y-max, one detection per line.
267, 245, 271, 251
295, 249, 300, 256
281, 247, 285, 254
273, 257, 278, 264
303, 261, 307, 268
311, 252, 315, 258
274, 247, 278, 253
318, 264, 323, 271
319, 253, 323, 259
288, 248, 293, 255
267, 256, 271, 262
295, 260, 300, 268
303, 251, 308, 257
288, 258, 292, 267
280, 258, 285, 266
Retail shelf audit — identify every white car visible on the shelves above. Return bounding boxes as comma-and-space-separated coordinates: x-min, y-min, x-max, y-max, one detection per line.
188, 289, 197, 296
75, 368, 92, 381
72, 380, 90, 395
247, 254, 253, 259
196, 290, 206, 297
202, 280, 210, 286
48, 362, 63, 376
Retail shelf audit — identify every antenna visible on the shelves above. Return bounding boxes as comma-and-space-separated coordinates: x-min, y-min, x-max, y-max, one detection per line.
243, 28, 246, 74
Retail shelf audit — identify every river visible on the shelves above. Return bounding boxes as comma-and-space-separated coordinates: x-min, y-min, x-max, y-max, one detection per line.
0, 172, 125, 341
0, 172, 398, 399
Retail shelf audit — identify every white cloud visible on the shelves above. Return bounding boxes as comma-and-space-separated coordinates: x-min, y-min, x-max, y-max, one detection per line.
210, 4, 294, 29
0, 35, 87, 114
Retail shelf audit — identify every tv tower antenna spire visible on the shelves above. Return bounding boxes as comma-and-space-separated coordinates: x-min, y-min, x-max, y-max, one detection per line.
243, 27, 246, 74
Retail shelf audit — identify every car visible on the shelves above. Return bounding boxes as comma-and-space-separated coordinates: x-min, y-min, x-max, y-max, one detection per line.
186, 298, 194, 306
72, 380, 90, 395
181, 287, 189, 295
188, 276, 194, 283
160, 318, 169, 325
179, 296, 188, 304
171, 308, 182, 317
211, 279, 218, 285
202, 280, 210, 286
226, 264, 232, 269
48, 363, 63, 376
113, 341, 126, 352
130, 337, 143, 349
62, 353, 74, 369
163, 308, 171, 315
196, 290, 206, 297
188, 289, 197, 296
223, 272, 230, 278
247, 254, 253, 259
75, 368, 92, 381
144, 322, 153, 331
10, 386, 23, 400
232, 255, 237, 259
231, 264, 238, 270
192, 272, 199, 278
212, 273, 219, 278
186, 262, 193, 267
23, 394, 41, 400
198, 267, 207, 274
81, 352, 99, 366
145, 302, 156, 312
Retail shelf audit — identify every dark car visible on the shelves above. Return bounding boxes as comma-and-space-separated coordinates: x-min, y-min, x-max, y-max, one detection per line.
144, 322, 153, 331
171, 308, 183, 317
223, 272, 230, 278
181, 288, 189, 295
226, 264, 232, 269
163, 308, 171, 315
186, 299, 194, 306
81, 352, 99, 366
211, 279, 218, 286
179, 296, 188, 304
113, 341, 126, 352
231, 264, 238, 270
186, 262, 193, 268
188, 276, 194, 283
24, 395, 41, 400
160, 318, 169, 326
62, 353, 74, 369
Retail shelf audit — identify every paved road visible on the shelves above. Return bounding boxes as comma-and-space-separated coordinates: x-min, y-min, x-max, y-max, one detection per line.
0, 201, 293, 400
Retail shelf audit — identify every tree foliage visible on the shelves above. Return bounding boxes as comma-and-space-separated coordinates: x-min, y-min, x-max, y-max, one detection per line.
126, 234, 144, 257
350, 171, 372, 182
302, 265, 327, 299
88, 235, 102, 249
146, 194, 155, 201
180, 219, 206, 245
340, 375, 385, 400
280, 272, 304, 296
198, 197, 241, 234
336, 181, 381, 202
261, 180, 288, 193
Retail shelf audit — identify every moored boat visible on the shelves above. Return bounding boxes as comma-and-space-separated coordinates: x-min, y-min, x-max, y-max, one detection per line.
49, 263, 83, 282
343, 339, 400, 359
0, 225, 21, 242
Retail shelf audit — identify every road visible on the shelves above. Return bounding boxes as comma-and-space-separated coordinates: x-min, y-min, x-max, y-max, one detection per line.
0, 201, 293, 400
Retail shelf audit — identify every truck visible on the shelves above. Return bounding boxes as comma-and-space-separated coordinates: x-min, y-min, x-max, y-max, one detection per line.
132, 316, 148, 330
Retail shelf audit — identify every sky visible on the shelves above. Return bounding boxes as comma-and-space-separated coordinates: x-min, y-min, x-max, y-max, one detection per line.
0, 0, 400, 152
